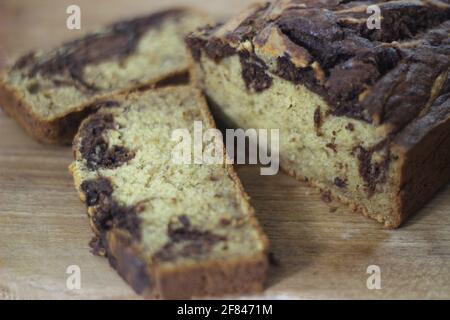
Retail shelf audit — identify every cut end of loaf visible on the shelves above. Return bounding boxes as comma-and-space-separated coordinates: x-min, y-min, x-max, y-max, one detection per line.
186, 0, 450, 228
70, 86, 269, 298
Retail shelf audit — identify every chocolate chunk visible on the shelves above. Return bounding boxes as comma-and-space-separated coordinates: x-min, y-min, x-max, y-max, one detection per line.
95, 202, 142, 240
314, 107, 321, 125
80, 177, 142, 240
220, 218, 231, 226
186, 24, 239, 62
275, 56, 320, 91
79, 113, 135, 170
375, 47, 402, 76
178, 215, 191, 228
204, 38, 237, 62
81, 177, 113, 206
326, 57, 380, 118
355, 144, 390, 196
326, 143, 337, 153
334, 177, 347, 188
167, 222, 226, 244
278, 8, 345, 69
345, 123, 354, 131
154, 219, 226, 262
239, 51, 273, 92
185, 36, 208, 62
314, 106, 322, 130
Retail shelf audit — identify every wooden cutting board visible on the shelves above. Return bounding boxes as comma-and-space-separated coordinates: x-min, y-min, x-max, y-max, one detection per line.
0, 0, 449, 300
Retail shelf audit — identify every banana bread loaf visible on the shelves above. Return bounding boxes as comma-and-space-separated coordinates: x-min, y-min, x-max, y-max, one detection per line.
70, 86, 268, 299
187, 0, 450, 228
0, 8, 209, 144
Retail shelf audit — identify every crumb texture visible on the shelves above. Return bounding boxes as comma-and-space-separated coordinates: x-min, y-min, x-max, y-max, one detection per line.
71, 87, 268, 298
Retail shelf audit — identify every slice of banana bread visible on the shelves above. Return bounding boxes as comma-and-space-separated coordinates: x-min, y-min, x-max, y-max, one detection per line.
0, 9, 209, 144
187, 0, 450, 228
69, 86, 268, 299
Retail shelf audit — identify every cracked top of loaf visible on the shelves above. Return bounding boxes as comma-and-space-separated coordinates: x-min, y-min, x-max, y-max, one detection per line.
187, 0, 450, 134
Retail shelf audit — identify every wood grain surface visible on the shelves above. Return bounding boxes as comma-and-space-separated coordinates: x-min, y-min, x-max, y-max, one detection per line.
0, 0, 449, 300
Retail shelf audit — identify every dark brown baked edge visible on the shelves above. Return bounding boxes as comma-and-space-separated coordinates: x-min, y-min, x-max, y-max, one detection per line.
0, 80, 90, 144
393, 98, 450, 227
0, 70, 189, 145
104, 228, 268, 299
